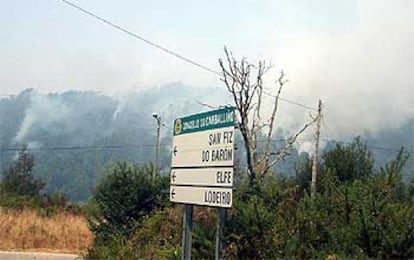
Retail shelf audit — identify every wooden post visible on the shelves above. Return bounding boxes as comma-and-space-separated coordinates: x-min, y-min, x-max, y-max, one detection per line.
311, 100, 322, 198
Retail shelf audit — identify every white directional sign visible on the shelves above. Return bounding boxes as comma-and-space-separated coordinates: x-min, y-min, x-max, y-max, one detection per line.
170, 168, 233, 187
171, 126, 234, 167
170, 186, 233, 208
170, 107, 235, 208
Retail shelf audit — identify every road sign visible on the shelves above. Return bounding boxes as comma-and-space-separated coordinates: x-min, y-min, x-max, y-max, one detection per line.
170, 107, 235, 208
171, 126, 234, 167
171, 168, 233, 187
173, 107, 234, 136
171, 107, 236, 259
170, 185, 232, 208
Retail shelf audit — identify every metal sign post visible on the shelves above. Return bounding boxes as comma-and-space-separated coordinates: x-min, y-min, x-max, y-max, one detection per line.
215, 208, 227, 260
170, 107, 235, 259
181, 204, 193, 260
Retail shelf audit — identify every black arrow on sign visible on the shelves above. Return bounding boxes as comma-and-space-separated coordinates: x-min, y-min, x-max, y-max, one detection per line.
171, 189, 176, 199
173, 146, 178, 156
171, 171, 176, 182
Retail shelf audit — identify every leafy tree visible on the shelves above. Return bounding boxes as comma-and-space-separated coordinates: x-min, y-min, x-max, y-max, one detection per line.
288, 145, 414, 259
224, 175, 288, 259
224, 142, 413, 259
88, 162, 168, 246
84, 142, 413, 259
321, 137, 374, 185
295, 152, 312, 192
351, 149, 414, 258
1, 145, 44, 197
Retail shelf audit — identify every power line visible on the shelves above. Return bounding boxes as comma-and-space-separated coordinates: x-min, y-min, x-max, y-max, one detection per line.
58, 0, 221, 76
262, 90, 317, 111
1, 139, 410, 158
57, 0, 317, 111
279, 96, 317, 111
0, 143, 171, 152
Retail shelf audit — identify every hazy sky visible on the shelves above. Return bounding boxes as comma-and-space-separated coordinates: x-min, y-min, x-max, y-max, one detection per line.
1, 0, 413, 136
1, 0, 360, 93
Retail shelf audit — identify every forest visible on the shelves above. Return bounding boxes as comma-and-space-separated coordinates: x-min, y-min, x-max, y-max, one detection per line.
1, 137, 412, 258
1, 86, 412, 202
0, 83, 413, 258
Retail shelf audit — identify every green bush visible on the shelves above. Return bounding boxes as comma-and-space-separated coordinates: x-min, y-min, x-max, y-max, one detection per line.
0, 191, 42, 209
224, 175, 284, 259
321, 137, 374, 185
87, 162, 169, 258
84, 140, 413, 259
1, 145, 44, 197
129, 207, 182, 259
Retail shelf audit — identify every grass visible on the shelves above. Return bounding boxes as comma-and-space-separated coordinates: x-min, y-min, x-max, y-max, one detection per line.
0, 208, 92, 254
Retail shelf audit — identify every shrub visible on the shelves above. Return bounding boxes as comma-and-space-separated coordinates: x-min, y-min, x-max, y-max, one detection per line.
87, 162, 169, 257
1, 145, 44, 198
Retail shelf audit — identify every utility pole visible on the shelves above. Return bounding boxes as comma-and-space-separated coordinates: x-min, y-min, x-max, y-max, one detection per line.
311, 100, 322, 198
152, 113, 161, 183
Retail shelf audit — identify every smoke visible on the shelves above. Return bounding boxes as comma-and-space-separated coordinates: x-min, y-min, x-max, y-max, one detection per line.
269, 0, 413, 138
297, 140, 314, 155
14, 92, 71, 144
11, 0, 414, 148
112, 94, 127, 120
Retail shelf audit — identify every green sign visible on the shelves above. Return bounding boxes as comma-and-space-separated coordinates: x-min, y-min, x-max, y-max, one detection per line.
174, 107, 235, 136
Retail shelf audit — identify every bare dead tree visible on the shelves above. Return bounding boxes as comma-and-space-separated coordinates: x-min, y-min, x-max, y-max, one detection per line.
219, 47, 317, 185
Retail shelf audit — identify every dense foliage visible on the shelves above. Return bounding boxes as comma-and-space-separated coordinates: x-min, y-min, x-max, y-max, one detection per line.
87, 162, 170, 259
0, 146, 83, 217
85, 139, 413, 259
0, 146, 45, 210
1, 145, 44, 197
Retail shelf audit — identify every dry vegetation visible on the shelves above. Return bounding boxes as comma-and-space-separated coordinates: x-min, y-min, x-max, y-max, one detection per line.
0, 208, 92, 253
